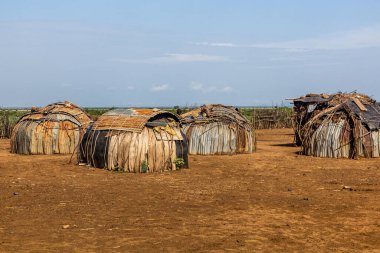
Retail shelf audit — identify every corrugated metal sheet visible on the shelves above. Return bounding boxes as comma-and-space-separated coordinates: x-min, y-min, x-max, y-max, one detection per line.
293, 96, 329, 104
343, 100, 380, 130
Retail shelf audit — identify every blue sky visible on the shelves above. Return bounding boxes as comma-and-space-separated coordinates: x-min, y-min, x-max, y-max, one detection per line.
0, 0, 380, 107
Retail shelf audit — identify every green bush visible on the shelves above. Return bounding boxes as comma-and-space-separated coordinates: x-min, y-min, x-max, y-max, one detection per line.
141, 160, 148, 173
113, 167, 125, 173
174, 158, 185, 169
0, 109, 28, 138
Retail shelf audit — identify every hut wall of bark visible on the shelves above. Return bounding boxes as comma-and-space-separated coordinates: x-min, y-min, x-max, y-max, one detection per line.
180, 104, 255, 155
304, 119, 380, 158
79, 109, 188, 173
12, 120, 81, 154
10, 102, 92, 155
183, 122, 254, 155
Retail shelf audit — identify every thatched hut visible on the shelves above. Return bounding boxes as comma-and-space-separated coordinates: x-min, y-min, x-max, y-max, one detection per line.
11, 101, 92, 155
291, 92, 380, 158
180, 104, 255, 155
79, 108, 188, 172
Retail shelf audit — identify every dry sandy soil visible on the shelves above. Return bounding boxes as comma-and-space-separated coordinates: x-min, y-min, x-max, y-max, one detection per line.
1, 129, 380, 252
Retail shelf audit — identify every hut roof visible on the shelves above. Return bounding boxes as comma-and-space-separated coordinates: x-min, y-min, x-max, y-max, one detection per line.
300, 93, 380, 131
180, 104, 251, 128
333, 100, 380, 130
292, 92, 377, 125
292, 92, 375, 106
92, 108, 180, 132
18, 101, 92, 127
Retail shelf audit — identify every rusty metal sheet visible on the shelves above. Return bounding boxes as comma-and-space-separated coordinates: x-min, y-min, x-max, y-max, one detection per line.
345, 100, 380, 130
93, 109, 180, 132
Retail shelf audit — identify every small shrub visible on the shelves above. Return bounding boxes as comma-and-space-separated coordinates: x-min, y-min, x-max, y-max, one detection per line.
113, 167, 125, 173
141, 160, 148, 173
174, 158, 185, 169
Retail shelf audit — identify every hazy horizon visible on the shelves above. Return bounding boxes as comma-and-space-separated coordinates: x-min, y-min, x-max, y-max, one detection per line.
1, 1, 380, 107
0, 103, 292, 109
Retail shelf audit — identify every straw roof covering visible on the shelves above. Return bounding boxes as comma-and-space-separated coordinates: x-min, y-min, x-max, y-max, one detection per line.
11, 101, 92, 155
79, 108, 188, 172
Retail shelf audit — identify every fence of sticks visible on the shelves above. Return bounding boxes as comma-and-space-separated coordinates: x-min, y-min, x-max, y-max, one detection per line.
291, 92, 380, 158
250, 107, 293, 129
180, 104, 255, 155
0, 110, 13, 138
10, 101, 92, 155
79, 108, 189, 173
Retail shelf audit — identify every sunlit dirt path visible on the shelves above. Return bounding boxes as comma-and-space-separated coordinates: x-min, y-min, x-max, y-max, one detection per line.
1, 129, 380, 252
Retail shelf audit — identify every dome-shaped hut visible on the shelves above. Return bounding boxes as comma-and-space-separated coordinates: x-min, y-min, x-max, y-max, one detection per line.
180, 104, 255, 155
79, 108, 188, 173
11, 101, 92, 155
291, 92, 380, 158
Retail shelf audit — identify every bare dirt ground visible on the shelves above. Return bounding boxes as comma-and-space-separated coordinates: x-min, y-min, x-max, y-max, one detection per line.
1, 129, 380, 252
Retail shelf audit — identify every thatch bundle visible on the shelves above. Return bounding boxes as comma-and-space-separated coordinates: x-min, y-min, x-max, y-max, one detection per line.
79, 108, 188, 173
180, 104, 255, 155
10, 101, 92, 155
291, 92, 380, 158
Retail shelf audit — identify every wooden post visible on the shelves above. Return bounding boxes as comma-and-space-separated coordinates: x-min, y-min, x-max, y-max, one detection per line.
252, 109, 256, 129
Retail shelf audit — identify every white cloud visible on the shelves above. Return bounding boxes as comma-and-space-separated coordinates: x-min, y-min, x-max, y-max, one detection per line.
113, 53, 227, 64
190, 81, 216, 93
252, 25, 380, 50
189, 81, 234, 93
105, 85, 135, 91
151, 84, 169, 92
189, 81, 204, 91
194, 24, 380, 51
221, 86, 233, 92
60, 82, 72, 88
192, 42, 240, 48
165, 53, 226, 62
